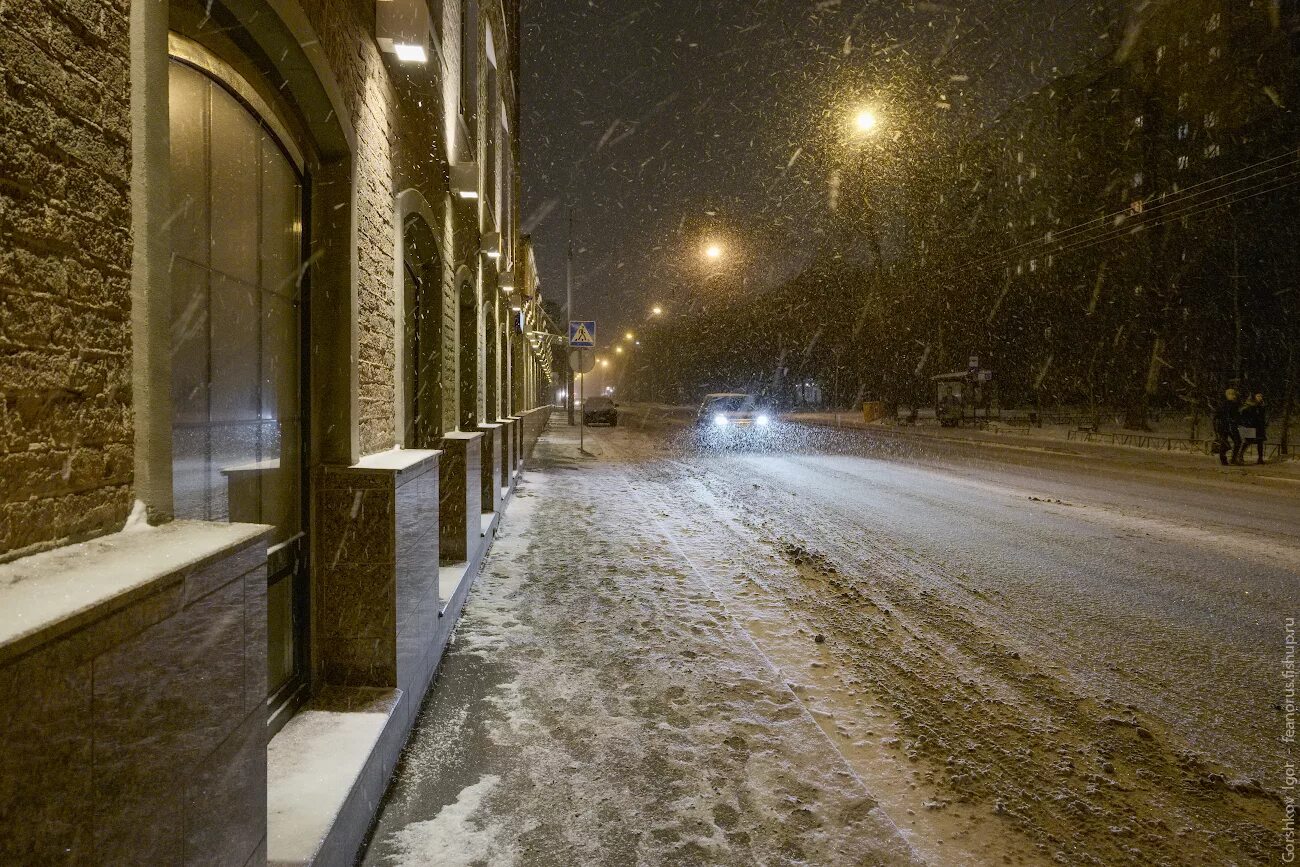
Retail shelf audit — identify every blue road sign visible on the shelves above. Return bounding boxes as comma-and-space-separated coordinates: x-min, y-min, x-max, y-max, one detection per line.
569, 320, 596, 348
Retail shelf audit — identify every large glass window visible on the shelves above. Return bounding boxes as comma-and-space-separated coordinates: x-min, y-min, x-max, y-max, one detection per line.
168, 55, 308, 713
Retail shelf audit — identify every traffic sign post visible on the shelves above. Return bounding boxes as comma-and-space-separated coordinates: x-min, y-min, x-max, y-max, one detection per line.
568, 322, 596, 452
568, 349, 595, 375
568, 348, 596, 451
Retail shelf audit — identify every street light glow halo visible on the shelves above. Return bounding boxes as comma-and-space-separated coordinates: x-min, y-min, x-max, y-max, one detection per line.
855, 108, 879, 134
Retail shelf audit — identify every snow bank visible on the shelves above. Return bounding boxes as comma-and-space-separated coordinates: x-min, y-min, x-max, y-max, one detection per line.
387, 775, 514, 867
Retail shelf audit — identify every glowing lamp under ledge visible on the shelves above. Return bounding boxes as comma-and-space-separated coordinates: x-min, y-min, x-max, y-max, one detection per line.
376, 0, 431, 64
498, 273, 515, 293
482, 232, 501, 260
393, 43, 427, 63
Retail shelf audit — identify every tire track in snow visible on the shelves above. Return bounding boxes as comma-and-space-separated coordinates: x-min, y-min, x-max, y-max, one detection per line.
605, 429, 1285, 865
601, 442, 925, 865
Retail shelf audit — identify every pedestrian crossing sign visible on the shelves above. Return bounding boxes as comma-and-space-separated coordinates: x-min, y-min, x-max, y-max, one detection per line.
569, 320, 596, 348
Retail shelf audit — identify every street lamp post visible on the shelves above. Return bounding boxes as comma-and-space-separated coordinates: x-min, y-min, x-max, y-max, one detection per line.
850, 106, 886, 282
845, 106, 887, 417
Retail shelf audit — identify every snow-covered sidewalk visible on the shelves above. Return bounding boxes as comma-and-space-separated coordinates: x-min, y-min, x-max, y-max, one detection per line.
360, 427, 919, 867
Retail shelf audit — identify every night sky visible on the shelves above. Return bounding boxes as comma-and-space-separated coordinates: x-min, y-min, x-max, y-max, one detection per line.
520, 0, 1125, 338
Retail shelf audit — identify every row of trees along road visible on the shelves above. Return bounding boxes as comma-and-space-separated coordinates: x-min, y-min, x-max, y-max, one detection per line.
629, 2, 1298, 449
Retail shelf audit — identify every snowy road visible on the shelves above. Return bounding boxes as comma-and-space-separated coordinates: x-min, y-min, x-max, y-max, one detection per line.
362, 412, 1297, 866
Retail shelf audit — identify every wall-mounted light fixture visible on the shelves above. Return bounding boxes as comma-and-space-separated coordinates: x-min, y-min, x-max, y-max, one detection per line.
376, 0, 431, 63
481, 232, 501, 260
498, 273, 515, 292
449, 162, 479, 199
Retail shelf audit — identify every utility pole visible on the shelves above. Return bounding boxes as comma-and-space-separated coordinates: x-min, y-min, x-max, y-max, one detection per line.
566, 204, 575, 425
1282, 335, 1294, 457
1232, 234, 1242, 384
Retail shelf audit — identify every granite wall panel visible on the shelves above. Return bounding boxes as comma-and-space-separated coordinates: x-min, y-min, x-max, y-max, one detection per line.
0, 640, 94, 863
92, 577, 246, 862
499, 418, 515, 490
438, 435, 481, 563
395, 467, 439, 696
0, 541, 267, 863
317, 455, 440, 691
477, 424, 502, 515
243, 567, 268, 715
184, 708, 266, 867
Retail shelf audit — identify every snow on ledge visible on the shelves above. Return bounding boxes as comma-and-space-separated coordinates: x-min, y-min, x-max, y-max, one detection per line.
267, 688, 400, 866
352, 448, 441, 472
0, 520, 269, 663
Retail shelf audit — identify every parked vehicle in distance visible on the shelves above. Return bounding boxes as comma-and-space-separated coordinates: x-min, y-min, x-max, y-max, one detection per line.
582, 396, 618, 426
696, 393, 775, 431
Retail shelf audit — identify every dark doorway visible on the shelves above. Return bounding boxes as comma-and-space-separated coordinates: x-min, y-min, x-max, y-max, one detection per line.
403, 214, 443, 448
484, 298, 498, 422
458, 276, 478, 430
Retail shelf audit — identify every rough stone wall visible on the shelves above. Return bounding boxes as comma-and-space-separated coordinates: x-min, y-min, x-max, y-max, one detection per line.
298, 0, 398, 457
391, 58, 453, 439
0, 0, 134, 559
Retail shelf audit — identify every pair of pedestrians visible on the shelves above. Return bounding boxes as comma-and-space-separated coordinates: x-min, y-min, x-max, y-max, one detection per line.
1215, 388, 1268, 465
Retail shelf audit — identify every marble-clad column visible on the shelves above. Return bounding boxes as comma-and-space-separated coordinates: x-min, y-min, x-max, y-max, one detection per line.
476, 423, 504, 515
438, 432, 483, 563
317, 450, 440, 691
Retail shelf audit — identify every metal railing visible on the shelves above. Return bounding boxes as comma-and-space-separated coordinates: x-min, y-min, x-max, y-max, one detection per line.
1065, 428, 1284, 460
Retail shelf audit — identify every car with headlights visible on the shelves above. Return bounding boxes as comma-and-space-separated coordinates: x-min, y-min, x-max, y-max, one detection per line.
696, 393, 775, 432
582, 396, 618, 426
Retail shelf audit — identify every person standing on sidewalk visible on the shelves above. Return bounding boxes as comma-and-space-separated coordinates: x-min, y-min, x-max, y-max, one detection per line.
1215, 388, 1243, 465
1240, 393, 1267, 465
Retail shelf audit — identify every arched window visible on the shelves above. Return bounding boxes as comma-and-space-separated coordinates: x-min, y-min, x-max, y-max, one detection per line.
167, 40, 308, 712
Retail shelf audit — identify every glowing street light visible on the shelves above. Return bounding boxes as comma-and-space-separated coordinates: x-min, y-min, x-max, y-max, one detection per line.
600, 359, 610, 368
651, 305, 663, 316
704, 243, 724, 261
624, 331, 635, 341
615, 346, 624, 354
854, 108, 880, 135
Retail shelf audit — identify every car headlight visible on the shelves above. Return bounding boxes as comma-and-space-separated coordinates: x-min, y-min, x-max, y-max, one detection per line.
713, 413, 729, 427
755, 414, 771, 426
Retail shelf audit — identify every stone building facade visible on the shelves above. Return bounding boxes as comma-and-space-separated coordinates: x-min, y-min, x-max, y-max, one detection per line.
0, 0, 556, 863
